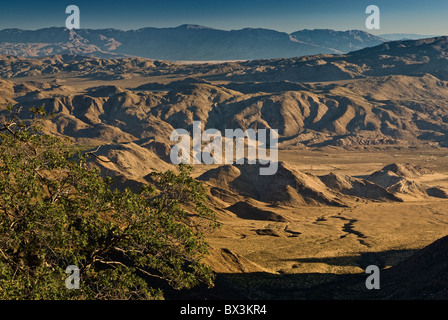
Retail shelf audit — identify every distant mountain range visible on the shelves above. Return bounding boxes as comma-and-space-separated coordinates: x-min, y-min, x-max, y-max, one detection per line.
1, 36, 448, 151
0, 25, 387, 60
379, 33, 442, 41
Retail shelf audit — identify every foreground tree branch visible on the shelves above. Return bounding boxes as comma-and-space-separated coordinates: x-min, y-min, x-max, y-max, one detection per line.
0, 106, 218, 300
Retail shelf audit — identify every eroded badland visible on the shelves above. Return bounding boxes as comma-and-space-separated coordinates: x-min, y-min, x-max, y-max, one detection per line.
2, 36, 448, 299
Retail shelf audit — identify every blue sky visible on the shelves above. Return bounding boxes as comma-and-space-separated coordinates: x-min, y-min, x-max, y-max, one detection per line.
0, 0, 447, 35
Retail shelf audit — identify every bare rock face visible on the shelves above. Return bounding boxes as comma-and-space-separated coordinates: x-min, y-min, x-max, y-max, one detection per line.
365, 163, 448, 200
198, 162, 347, 207
380, 235, 448, 299
226, 202, 288, 222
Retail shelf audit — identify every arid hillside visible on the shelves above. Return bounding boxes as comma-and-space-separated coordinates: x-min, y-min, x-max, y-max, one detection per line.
2, 74, 448, 150
2, 36, 448, 300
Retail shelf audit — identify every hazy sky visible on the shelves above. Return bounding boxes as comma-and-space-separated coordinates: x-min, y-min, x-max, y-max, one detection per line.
0, 0, 447, 35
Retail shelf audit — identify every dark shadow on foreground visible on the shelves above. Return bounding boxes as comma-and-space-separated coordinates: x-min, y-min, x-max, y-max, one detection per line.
163, 237, 448, 300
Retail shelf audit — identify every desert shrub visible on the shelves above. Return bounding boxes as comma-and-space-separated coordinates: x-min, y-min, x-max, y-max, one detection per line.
0, 106, 218, 299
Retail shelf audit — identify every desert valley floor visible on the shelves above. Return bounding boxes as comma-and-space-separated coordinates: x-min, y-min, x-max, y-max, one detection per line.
198, 148, 448, 299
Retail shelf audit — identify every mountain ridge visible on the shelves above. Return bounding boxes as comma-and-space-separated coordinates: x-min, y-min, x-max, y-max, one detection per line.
1, 36, 448, 150
0, 26, 386, 60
